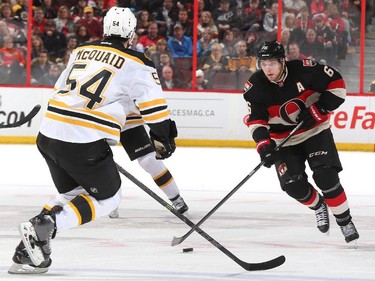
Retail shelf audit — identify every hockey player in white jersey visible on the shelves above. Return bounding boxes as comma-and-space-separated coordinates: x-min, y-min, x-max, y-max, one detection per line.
108, 109, 189, 219
9, 7, 179, 274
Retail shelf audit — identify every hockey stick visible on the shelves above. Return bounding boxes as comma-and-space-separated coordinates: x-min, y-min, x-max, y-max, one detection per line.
171, 121, 304, 247
0, 105, 41, 129
115, 162, 286, 271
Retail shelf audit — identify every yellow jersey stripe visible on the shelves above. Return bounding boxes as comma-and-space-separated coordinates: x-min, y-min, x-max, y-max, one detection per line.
46, 112, 120, 137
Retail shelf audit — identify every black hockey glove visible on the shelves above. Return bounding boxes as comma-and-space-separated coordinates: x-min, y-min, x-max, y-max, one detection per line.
297, 103, 329, 129
256, 139, 276, 168
150, 120, 178, 160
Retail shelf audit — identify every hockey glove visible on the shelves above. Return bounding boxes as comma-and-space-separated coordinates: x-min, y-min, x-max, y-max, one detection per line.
297, 103, 329, 129
150, 120, 178, 160
256, 139, 276, 168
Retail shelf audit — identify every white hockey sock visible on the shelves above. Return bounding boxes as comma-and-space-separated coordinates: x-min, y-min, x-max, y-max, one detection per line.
137, 152, 180, 199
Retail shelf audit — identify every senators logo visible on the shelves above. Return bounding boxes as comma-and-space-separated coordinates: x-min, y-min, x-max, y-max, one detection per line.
243, 81, 253, 92
302, 59, 317, 67
277, 163, 288, 176
279, 98, 305, 124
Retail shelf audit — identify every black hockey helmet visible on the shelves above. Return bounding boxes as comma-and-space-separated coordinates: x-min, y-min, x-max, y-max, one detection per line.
257, 40, 285, 60
256, 41, 285, 69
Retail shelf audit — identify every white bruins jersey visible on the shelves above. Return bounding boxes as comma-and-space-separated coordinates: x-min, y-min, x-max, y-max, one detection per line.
40, 39, 169, 144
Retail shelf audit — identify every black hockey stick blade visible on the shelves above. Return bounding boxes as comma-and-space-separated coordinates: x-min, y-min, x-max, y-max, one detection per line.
171, 121, 304, 247
240, 255, 286, 271
0, 104, 41, 129
115, 162, 286, 271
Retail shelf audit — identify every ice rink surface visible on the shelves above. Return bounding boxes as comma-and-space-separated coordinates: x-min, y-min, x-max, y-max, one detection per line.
0, 144, 374, 281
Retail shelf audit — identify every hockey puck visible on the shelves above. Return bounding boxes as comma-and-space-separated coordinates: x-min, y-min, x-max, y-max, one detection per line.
182, 248, 194, 253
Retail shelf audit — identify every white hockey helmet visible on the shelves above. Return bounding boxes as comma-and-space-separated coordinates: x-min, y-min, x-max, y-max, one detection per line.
103, 7, 137, 42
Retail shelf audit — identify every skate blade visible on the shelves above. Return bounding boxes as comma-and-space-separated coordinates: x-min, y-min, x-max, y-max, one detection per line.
18, 223, 44, 266
348, 239, 359, 249
8, 263, 48, 274
108, 209, 119, 218
181, 211, 191, 218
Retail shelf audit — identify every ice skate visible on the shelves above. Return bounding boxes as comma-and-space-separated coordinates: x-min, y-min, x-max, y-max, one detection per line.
312, 199, 330, 234
8, 241, 51, 274
171, 195, 189, 214
108, 208, 119, 218
18, 214, 56, 267
340, 221, 359, 248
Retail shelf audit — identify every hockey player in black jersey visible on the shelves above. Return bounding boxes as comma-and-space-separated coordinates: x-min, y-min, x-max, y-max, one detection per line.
244, 40, 359, 246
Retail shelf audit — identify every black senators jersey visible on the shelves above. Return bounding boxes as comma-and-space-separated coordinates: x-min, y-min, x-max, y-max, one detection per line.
243, 59, 346, 146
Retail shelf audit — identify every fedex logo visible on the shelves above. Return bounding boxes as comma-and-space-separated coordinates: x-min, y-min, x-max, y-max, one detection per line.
331, 106, 375, 129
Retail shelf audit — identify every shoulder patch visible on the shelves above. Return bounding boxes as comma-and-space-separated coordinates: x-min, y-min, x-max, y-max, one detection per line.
243, 81, 253, 92
302, 59, 317, 67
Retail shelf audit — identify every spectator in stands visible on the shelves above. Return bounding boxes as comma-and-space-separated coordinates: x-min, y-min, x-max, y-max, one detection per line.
240, 0, 263, 32
340, 11, 352, 49
32, 7, 47, 36
0, 35, 25, 68
0, 21, 10, 47
54, 5, 75, 37
245, 30, 262, 56
369, 80, 375, 93
0, 57, 9, 83
155, 51, 175, 78
0, 34, 25, 84
310, 0, 325, 16
197, 0, 205, 18
160, 65, 184, 89
286, 41, 307, 60
56, 49, 71, 69
213, 0, 239, 40
346, 0, 360, 45
228, 39, 256, 74
1, 3, 26, 46
77, 6, 103, 39
201, 42, 229, 75
299, 28, 326, 63
129, 33, 144, 52
283, 0, 307, 16
13, 0, 31, 23
138, 22, 166, 51
136, 10, 152, 36
70, 0, 87, 23
153, 0, 179, 37
66, 35, 78, 51
280, 28, 291, 55
197, 26, 217, 58
31, 34, 46, 59
93, 0, 105, 21
197, 11, 218, 39
313, 13, 338, 66
56, 0, 76, 8
75, 24, 90, 45
174, 8, 193, 38
326, 4, 347, 60
149, 38, 168, 65
262, 1, 278, 41
31, 49, 52, 84
167, 23, 193, 58
41, 0, 58, 19
42, 19, 67, 61
38, 63, 61, 86
295, 5, 314, 36
194, 69, 208, 90
221, 29, 237, 57
283, 13, 297, 32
